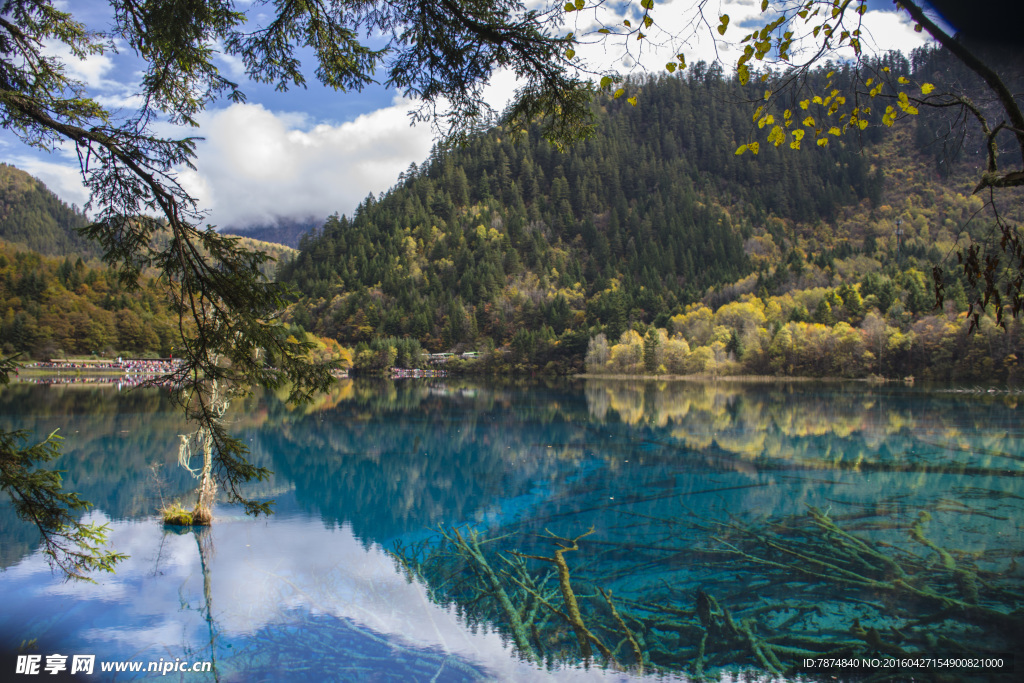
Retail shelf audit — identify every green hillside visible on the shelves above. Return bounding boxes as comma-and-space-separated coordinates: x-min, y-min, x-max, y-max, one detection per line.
0, 168, 299, 359
279, 46, 1022, 378
280, 62, 882, 349
0, 44, 1019, 378
0, 164, 99, 259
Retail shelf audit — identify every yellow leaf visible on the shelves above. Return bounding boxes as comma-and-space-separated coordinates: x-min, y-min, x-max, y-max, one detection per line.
623, 19, 631, 27
792, 129, 805, 140
565, 48, 575, 59
627, 96, 638, 106
865, 77, 874, 86
803, 116, 815, 127
790, 139, 802, 150
738, 63, 750, 85
828, 126, 840, 136
666, 62, 677, 73
921, 82, 935, 94
749, 141, 760, 155
575, 0, 585, 8
882, 66, 890, 72
614, 88, 625, 99
761, 0, 768, 10
643, 15, 653, 28
817, 137, 828, 147
914, 23, 923, 32
600, 76, 612, 89
764, 89, 772, 100
735, 144, 749, 156
858, 119, 868, 130
564, 2, 575, 11
813, 95, 823, 104
898, 76, 909, 84
717, 14, 730, 35
783, 109, 792, 119
799, 99, 810, 110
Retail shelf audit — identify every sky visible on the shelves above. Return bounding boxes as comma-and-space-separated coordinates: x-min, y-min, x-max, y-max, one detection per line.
2, 0, 938, 232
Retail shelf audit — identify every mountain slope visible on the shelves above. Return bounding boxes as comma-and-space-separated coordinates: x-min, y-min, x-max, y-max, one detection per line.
279, 64, 883, 353
0, 164, 98, 259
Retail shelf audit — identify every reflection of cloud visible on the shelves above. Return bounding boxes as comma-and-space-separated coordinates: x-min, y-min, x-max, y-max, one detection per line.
0, 512, 653, 681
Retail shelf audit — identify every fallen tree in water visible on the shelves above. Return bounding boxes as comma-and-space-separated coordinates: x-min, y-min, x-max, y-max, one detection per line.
390, 498, 1024, 680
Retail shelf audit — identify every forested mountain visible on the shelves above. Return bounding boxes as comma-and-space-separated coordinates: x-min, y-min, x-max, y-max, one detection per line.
0, 245, 180, 357
1, 44, 1019, 378
280, 45, 1023, 378
280, 61, 885, 352
0, 164, 99, 259
0, 168, 300, 359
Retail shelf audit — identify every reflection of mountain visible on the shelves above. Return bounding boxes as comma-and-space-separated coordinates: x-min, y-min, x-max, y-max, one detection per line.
0, 385, 199, 569
584, 380, 1024, 478
4, 379, 1023, 576
257, 379, 597, 544
2, 379, 1022, 678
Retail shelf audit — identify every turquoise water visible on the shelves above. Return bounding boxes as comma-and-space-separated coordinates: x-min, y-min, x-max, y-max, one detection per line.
0, 380, 1022, 681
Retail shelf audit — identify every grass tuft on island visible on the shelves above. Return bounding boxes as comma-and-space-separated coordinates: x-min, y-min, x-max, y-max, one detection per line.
160, 501, 211, 527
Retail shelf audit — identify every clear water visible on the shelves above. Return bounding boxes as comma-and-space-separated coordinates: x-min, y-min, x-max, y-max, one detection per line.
0, 379, 1022, 681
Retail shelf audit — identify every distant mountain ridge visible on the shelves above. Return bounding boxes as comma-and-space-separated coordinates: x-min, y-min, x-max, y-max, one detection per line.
221, 217, 321, 249
0, 164, 298, 277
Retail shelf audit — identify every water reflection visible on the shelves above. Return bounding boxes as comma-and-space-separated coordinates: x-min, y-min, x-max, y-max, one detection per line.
0, 379, 1021, 680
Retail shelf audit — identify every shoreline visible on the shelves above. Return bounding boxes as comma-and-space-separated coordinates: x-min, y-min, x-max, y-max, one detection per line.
574, 373, 896, 383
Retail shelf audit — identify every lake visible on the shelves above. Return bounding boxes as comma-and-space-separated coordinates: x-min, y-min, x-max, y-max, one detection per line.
0, 379, 1021, 681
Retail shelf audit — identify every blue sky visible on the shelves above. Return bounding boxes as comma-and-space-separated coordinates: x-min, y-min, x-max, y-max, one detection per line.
2, 0, 935, 231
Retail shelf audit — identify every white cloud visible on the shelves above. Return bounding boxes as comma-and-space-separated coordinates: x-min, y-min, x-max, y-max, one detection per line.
10, 155, 90, 209
42, 38, 118, 90
94, 92, 145, 110
14, 2, 935, 230
214, 46, 248, 80
178, 98, 435, 229
856, 8, 934, 55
